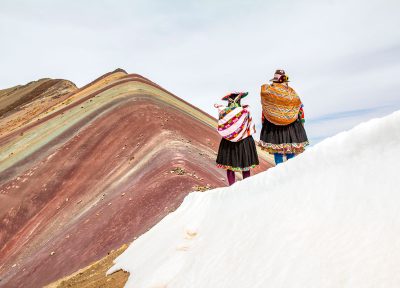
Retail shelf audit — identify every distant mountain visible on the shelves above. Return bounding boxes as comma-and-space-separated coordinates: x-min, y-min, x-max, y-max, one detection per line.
0, 78, 77, 136
0, 69, 273, 287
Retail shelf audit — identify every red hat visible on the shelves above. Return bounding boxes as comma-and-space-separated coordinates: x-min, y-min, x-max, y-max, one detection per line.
270, 69, 290, 83
221, 92, 248, 101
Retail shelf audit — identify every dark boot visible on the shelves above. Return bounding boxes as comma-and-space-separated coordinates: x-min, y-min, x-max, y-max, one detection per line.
242, 170, 250, 179
227, 169, 235, 186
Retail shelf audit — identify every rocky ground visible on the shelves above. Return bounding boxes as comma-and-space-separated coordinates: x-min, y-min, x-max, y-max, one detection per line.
45, 245, 129, 288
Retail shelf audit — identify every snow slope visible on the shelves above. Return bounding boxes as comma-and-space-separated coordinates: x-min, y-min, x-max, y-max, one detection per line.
108, 111, 400, 288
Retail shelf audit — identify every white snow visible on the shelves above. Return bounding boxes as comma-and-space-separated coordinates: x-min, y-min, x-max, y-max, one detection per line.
108, 111, 400, 288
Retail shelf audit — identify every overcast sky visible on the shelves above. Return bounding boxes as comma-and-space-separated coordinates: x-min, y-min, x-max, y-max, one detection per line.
1, 0, 399, 143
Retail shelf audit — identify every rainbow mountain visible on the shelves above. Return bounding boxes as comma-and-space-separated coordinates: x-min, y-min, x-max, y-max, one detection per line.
0, 69, 272, 287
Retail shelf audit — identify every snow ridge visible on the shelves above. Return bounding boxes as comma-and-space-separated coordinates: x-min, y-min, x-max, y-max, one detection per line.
109, 111, 400, 288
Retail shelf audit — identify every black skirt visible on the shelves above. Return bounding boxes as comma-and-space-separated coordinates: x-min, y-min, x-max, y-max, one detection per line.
216, 136, 259, 171
259, 118, 309, 154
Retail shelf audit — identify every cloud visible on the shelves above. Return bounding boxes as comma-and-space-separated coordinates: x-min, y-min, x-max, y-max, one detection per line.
308, 107, 390, 123
0, 0, 399, 143
306, 105, 397, 144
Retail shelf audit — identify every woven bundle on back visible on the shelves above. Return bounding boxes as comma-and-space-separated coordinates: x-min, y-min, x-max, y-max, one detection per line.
217, 106, 255, 142
261, 83, 302, 125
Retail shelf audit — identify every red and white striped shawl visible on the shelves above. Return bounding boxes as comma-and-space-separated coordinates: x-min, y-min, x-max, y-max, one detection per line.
215, 104, 256, 142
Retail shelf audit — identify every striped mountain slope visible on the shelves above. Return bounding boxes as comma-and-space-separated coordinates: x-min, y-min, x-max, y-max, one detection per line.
0, 69, 273, 288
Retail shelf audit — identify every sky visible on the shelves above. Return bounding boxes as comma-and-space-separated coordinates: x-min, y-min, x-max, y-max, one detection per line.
1, 0, 399, 143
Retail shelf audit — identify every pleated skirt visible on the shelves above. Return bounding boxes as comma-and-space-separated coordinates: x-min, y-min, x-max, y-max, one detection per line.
216, 136, 259, 171
259, 118, 309, 154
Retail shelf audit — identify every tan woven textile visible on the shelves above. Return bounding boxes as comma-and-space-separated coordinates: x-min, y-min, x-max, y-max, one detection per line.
261, 83, 302, 125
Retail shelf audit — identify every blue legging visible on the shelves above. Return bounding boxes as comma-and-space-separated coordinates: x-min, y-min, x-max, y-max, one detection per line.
274, 153, 295, 165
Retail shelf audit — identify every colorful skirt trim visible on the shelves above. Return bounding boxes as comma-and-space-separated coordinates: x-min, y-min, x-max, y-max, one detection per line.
216, 164, 258, 172
258, 140, 309, 154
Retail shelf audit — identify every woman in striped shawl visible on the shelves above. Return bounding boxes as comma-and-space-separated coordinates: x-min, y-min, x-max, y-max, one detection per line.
259, 69, 309, 165
215, 92, 259, 186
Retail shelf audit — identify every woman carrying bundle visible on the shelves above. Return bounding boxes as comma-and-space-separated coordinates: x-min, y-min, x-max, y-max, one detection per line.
215, 92, 259, 186
259, 69, 309, 164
